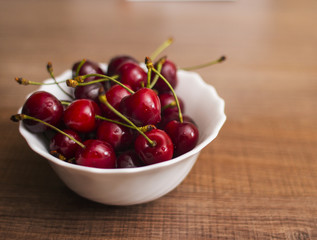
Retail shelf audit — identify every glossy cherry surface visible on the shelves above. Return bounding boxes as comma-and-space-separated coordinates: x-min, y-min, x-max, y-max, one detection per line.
97, 121, 135, 151
164, 120, 199, 157
116, 150, 144, 168
75, 139, 116, 169
116, 62, 147, 91
120, 88, 161, 126
63, 99, 97, 133
21, 91, 63, 133
107, 55, 137, 76
159, 92, 185, 116
100, 84, 132, 119
134, 129, 173, 165
152, 59, 178, 93
49, 129, 82, 159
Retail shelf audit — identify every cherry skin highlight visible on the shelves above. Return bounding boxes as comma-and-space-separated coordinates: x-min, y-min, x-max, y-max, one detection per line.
75, 139, 116, 169
134, 129, 173, 165
107, 55, 138, 76
164, 120, 199, 157
116, 62, 147, 91
152, 59, 178, 93
119, 88, 161, 126
21, 91, 63, 133
63, 99, 97, 133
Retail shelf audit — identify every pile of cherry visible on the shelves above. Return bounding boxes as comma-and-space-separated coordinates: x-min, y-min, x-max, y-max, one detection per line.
11, 49, 224, 169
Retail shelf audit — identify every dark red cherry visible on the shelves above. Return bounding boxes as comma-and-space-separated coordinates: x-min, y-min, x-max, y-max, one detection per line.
164, 120, 199, 157
74, 80, 103, 102
152, 59, 178, 93
107, 55, 137, 76
158, 111, 196, 129
100, 84, 132, 119
159, 92, 185, 116
116, 62, 147, 91
72, 59, 104, 78
97, 121, 135, 151
21, 91, 63, 133
75, 139, 116, 169
134, 129, 173, 165
120, 88, 161, 126
63, 99, 97, 133
116, 150, 144, 168
49, 129, 82, 159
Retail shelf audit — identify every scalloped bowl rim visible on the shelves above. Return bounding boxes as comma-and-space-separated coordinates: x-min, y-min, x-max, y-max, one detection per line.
18, 65, 226, 175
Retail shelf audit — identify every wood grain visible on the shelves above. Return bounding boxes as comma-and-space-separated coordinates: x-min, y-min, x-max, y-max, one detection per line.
1, 0, 317, 239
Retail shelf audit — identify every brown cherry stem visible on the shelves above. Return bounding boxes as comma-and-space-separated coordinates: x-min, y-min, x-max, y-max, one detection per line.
146, 57, 183, 123
98, 88, 156, 147
10, 114, 85, 149
181, 55, 226, 71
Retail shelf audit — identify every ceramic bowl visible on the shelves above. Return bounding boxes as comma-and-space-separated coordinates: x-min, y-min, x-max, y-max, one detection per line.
18, 64, 226, 205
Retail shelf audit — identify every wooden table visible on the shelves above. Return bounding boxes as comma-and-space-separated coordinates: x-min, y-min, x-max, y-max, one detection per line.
1, 0, 317, 239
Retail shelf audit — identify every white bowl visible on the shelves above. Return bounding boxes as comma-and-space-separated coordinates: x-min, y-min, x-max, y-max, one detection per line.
18, 64, 226, 205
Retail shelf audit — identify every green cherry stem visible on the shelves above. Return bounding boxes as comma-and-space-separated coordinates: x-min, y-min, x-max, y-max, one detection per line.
149, 56, 166, 89
47, 62, 74, 99
146, 57, 183, 123
98, 88, 156, 147
150, 37, 173, 61
10, 114, 85, 149
76, 59, 86, 77
181, 55, 226, 71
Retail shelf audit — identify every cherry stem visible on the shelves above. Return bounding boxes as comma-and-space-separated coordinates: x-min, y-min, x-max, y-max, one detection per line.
149, 56, 166, 89
67, 74, 134, 94
15, 77, 68, 86
181, 55, 226, 71
146, 57, 183, 123
95, 115, 134, 129
150, 37, 173, 61
10, 114, 85, 149
147, 67, 152, 88
76, 59, 86, 77
98, 89, 156, 147
162, 101, 177, 112
47, 62, 74, 99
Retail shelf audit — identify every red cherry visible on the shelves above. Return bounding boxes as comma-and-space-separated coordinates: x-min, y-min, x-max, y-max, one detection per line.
159, 92, 185, 116
164, 120, 199, 157
63, 99, 97, 133
75, 139, 116, 169
152, 59, 178, 93
120, 88, 161, 126
116, 150, 144, 168
72, 59, 104, 78
97, 121, 135, 151
49, 129, 82, 159
158, 111, 196, 129
100, 84, 132, 119
134, 129, 173, 165
116, 62, 147, 91
107, 55, 137, 76
21, 91, 63, 133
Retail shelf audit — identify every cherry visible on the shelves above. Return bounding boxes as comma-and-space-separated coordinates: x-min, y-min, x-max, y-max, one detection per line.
134, 129, 173, 165
164, 120, 199, 157
49, 129, 82, 159
72, 59, 104, 78
158, 111, 196, 129
107, 55, 138, 76
21, 91, 63, 133
116, 62, 147, 91
75, 139, 116, 169
159, 92, 185, 116
119, 88, 161, 126
72, 60, 106, 100
116, 150, 144, 168
152, 59, 178, 93
63, 99, 97, 133
100, 84, 132, 119
97, 121, 135, 151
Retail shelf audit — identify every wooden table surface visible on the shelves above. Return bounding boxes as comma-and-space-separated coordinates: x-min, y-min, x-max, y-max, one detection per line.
1, 0, 317, 239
